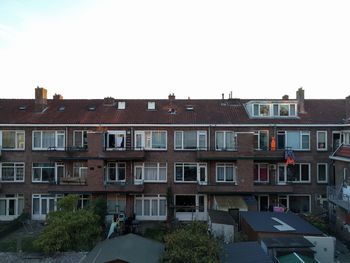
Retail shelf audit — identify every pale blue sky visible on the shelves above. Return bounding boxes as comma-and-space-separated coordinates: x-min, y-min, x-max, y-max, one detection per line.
1, 0, 350, 100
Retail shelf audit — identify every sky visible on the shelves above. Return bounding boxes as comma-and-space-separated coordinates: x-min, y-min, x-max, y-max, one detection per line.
0, 0, 350, 100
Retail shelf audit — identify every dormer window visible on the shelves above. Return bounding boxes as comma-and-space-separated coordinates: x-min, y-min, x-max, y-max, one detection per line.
117, 101, 125, 110
251, 102, 297, 118
147, 102, 155, 110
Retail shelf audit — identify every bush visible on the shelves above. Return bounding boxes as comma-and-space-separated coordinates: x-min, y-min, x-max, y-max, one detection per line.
163, 221, 221, 263
0, 213, 29, 237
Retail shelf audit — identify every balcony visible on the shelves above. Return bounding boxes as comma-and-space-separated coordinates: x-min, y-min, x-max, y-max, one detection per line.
197, 183, 251, 194
104, 181, 144, 193
253, 149, 285, 161
100, 147, 145, 161
253, 181, 294, 193
328, 186, 350, 212
197, 147, 238, 161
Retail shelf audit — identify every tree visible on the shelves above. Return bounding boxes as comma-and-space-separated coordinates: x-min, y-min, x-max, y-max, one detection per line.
162, 221, 221, 263
35, 195, 102, 254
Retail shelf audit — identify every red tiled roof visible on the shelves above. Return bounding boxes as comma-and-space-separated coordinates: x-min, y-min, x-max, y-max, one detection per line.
334, 145, 350, 159
0, 98, 346, 125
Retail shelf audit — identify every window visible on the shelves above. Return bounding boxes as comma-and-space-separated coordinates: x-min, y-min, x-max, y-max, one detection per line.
1, 130, 25, 150
317, 131, 327, 151
277, 131, 310, 150
32, 130, 65, 150
175, 163, 207, 183
147, 101, 156, 110
0, 163, 24, 182
106, 131, 125, 150
73, 162, 88, 179
32, 163, 56, 183
254, 130, 269, 150
215, 131, 236, 150
252, 103, 297, 117
135, 131, 167, 150
73, 130, 88, 148
0, 194, 24, 220
77, 195, 91, 209
175, 195, 206, 213
289, 195, 310, 213
175, 131, 207, 150
107, 163, 126, 182
317, 163, 328, 183
216, 163, 236, 183
344, 132, 350, 145
32, 194, 60, 220
278, 163, 310, 183
254, 163, 269, 183
117, 101, 125, 110
135, 195, 166, 220
134, 163, 167, 183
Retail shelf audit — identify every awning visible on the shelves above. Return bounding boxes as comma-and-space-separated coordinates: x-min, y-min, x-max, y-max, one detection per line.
214, 196, 248, 211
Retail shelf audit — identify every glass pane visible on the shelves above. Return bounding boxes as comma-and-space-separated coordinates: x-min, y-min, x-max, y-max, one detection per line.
135, 167, 142, 180
135, 133, 143, 149
8, 200, 15, 215
49, 199, 55, 213
226, 132, 235, 150
144, 164, 157, 181
33, 198, 39, 215
175, 166, 183, 181
175, 195, 195, 212
175, 132, 182, 149
57, 133, 65, 148
226, 166, 234, 181
277, 132, 285, 150
253, 104, 259, 116
287, 164, 299, 181
108, 164, 116, 181
0, 200, 6, 215
152, 199, 158, 216
183, 131, 197, 149
33, 132, 41, 148
260, 165, 268, 181
318, 164, 326, 181
217, 167, 224, 181
135, 200, 142, 216
159, 199, 166, 216
301, 164, 309, 181
260, 131, 268, 150
318, 132, 326, 149
290, 104, 296, 116
278, 166, 285, 182
16, 132, 25, 149
116, 134, 125, 148
216, 132, 224, 150
286, 131, 300, 150
2, 131, 15, 148
33, 168, 41, 181
117, 164, 125, 181
260, 104, 270, 116
152, 132, 166, 149
74, 131, 82, 147
108, 134, 115, 148
2, 166, 14, 181
144, 200, 150, 216
302, 134, 310, 149
199, 167, 206, 182
18, 198, 24, 215
198, 133, 206, 150
41, 199, 47, 215
159, 166, 167, 181
279, 105, 289, 116
42, 131, 55, 148
198, 196, 205, 212
184, 165, 197, 181
42, 168, 54, 181
273, 104, 279, 116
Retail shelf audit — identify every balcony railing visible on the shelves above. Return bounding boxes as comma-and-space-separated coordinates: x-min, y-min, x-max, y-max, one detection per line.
328, 185, 350, 212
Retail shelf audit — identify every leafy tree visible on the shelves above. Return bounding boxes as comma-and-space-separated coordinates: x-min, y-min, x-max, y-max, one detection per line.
34, 195, 102, 254
89, 197, 107, 226
163, 221, 221, 263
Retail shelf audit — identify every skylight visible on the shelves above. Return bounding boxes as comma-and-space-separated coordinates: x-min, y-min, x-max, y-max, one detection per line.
271, 217, 295, 231
186, 105, 194, 111
117, 101, 126, 110
18, 106, 27, 110
88, 106, 96, 111
147, 101, 155, 110
58, 106, 65, 111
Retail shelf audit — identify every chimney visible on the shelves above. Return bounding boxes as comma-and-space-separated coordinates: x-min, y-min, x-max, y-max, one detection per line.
222, 93, 224, 100
282, 95, 289, 100
346, 96, 350, 121
103, 97, 115, 105
168, 93, 175, 101
35, 86, 48, 112
296, 87, 305, 113
53, 94, 63, 100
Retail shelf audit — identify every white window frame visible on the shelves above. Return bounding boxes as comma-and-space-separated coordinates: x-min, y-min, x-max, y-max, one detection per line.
72, 162, 88, 179
174, 194, 207, 221
317, 163, 328, 183
0, 194, 24, 221
215, 131, 236, 151
284, 130, 310, 151
32, 163, 57, 183
0, 130, 25, 150
254, 163, 269, 183
73, 130, 88, 148
0, 162, 25, 182
277, 163, 311, 184
174, 131, 207, 150
134, 130, 167, 150
32, 194, 61, 220
316, 131, 327, 151
147, 101, 156, 110
117, 101, 126, 110
252, 103, 297, 118
106, 162, 126, 182
288, 194, 311, 213
254, 130, 269, 150
106, 131, 126, 150
32, 130, 65, 150
134, 162, 167, 184
134, 195, 167, 221
174, 163, 207, 184
216, 163, 237, 183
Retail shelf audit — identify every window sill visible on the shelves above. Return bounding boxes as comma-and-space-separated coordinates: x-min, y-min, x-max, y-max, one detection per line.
0, 181, 25, 183
1, 149, 25, 151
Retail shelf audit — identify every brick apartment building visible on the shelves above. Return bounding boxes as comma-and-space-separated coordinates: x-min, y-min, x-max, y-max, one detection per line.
0, 87, 347, 222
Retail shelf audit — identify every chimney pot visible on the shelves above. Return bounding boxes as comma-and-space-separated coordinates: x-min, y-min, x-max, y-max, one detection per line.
282, 95, 289, 100
103, 97, 115, 105
222, 93, 224, 100
168, 93, 175, 101
53, 94, 63, 100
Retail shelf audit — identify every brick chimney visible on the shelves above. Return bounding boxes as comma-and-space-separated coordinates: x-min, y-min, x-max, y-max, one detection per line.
346, 95, 350, 121
296, 87, 305, 113
168, 93, 175, 101
103, 97, 115, 105
282, 95, 289, 100
35, 87, 48, 112
53, 94, 63, 100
